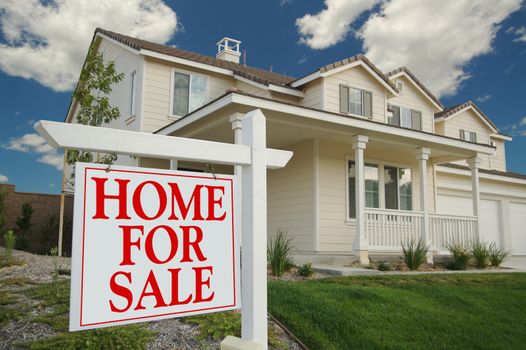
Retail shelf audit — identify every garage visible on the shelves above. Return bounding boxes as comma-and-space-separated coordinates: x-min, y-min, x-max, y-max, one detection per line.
437, 194, 501, 247
510, 202, 526, 255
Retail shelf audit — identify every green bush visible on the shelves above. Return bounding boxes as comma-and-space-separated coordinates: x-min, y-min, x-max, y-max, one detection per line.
489, 242, 509, 267
0, 190, 7, 236
401, 238, 428, 270
298, 263, 314, 277
3, 230, 15, 262
267, 230, 294, 277
447, 241, 471, 270
185, 311, 240, 340
471, 240, 490, 268
377, 261, 392, 271
15, 202, 33, 251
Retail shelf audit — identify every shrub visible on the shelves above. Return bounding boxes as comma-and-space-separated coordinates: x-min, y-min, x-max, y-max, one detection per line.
447, 241, 471, 270
3, 230, 15, 262
401, 238, 428, 270
377, 261, 392, 271
488, 242, 509, 267
40, 215, 59, 254
298, 263, 314, 277
471, 240, 490, 268
15, 202, 33, 251
0, 190, 7, 235
268, 230, 294, 277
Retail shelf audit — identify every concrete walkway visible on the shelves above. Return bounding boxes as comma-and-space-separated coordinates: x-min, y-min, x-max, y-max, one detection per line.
314, 257, 526, 276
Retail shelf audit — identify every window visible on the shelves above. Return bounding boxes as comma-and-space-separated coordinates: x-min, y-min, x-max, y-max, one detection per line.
460, 129, 477, 143
172, 71, 208, 116
387, 105, 422, 131
340, 85, 373, 118
348, 161, 379, 218
348, 160, 412, 218
129, 70, 137, 116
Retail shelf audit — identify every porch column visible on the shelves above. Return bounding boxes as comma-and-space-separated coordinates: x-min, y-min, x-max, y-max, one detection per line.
230, 113, 244, 176
416, 147, 433, 263
352, 135, 369, 265
170, 159, 178, 170
468, 156, 481, 240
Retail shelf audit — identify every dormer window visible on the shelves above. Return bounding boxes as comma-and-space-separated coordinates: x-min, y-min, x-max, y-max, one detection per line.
340, 85, 373, 118
171, 70, 208, 117
460, 129, 477, 143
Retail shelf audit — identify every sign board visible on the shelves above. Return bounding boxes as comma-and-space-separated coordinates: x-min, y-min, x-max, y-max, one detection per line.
69, 162, 240, 331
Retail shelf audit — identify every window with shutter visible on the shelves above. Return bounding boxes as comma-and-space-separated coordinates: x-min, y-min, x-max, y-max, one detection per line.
363, 91, 373, 118
340, 85, 349, 114
411, 110, 422, 130
459, 129, 477, 142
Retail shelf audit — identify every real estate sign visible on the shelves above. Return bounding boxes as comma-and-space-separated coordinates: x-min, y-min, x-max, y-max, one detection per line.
69, 162, 240, 331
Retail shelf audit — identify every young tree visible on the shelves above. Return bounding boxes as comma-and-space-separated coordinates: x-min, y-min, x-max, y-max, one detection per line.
15, 202, 34, 250
0, 190, 7, 236
67, 36, 124, 171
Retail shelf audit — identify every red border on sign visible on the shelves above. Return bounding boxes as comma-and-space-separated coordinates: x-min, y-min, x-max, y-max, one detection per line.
78, 166, 237, 327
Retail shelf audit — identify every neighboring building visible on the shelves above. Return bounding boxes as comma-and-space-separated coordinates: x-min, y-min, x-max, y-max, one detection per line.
65, 28, 526, 264
0, 184, 74, 255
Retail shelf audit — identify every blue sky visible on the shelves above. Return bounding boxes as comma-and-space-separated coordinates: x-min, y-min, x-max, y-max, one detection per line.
0, 0, 525, 194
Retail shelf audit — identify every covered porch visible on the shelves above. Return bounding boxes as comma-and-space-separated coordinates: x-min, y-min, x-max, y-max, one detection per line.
156, 92, 495, 264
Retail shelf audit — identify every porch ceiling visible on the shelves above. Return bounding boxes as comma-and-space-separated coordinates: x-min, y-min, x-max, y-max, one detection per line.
163, 93, 494, 164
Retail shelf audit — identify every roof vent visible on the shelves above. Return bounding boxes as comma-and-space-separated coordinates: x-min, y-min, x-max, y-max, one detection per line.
216, 37, 241, 64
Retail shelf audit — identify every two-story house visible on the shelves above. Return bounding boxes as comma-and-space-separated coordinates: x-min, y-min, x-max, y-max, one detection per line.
65, 29, 526, 264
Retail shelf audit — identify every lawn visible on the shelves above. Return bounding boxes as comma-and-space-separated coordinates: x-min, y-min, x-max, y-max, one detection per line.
268, 273, 526, 350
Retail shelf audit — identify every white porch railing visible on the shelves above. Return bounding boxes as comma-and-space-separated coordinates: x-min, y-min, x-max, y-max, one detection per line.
364, 208, 478, 252
429, 213, 478, 251
364, 208, 423, 250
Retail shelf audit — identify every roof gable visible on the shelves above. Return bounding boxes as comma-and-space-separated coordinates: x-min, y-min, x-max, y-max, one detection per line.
386, 67, 443, 110
290, 54, 399, 95
435, 101, 498, 133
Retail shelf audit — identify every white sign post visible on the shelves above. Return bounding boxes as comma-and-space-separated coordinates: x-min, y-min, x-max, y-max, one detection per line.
36, 109, 292, 350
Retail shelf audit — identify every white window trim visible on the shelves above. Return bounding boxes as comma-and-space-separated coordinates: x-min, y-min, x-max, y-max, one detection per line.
168, 67, 209, 119
460, 129, 477, 142
386, 103, 422, 131
342, 84, 369, 119
129, 69, 137, 118
345, 156, 414, 225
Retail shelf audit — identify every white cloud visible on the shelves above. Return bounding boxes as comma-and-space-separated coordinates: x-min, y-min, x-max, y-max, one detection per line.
296, 0, 377, 49
280, 0, 293, 6
0, 174, 8, 183
0, 0, 178, 92
513, 26, 526, 42
502, 116, 526, 137
359, 0, 522, 97
5, 133, 63, 170
475, 94, 492, 103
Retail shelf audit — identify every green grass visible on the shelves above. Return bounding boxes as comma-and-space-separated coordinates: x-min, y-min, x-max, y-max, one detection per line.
268, 273, 526, 350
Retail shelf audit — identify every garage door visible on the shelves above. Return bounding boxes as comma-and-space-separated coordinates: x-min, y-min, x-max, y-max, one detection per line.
510, 202, 526, 255
437, 195, 501, 247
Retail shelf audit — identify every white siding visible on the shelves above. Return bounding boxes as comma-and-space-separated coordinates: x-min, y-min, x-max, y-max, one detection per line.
387, 75, 436, 133
268, 140, 315, 251
323, 65, 387, 123
444, 108, 494, 169
300, 80, 323, 109
142, 58, 234, 133
489, 138, 507, 172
